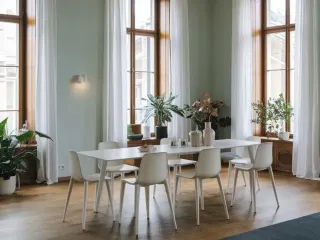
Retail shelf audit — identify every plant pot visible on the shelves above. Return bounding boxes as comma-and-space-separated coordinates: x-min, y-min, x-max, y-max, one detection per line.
279, 131, 290, 141
0, 175, 16, 195
155, 126, 168, 139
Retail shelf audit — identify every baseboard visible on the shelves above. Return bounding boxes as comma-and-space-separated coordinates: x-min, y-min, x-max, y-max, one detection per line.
58, 176, 70, 182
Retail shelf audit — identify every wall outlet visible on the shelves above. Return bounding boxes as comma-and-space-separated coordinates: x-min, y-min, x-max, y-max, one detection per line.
58, 164, 65, 170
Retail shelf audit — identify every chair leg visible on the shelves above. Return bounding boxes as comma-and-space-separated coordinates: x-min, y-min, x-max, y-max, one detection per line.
120, 172, 125, 180
268, 166, 279, 207
195, 178, 200, 225
241, 171, 247, 186
251, 170, 256, 213
173, 166, 178, 208
105, 179, 115, 221
153, 185, 156, 198
178, 166, 182, 195
217, 174, 229, 219
231, 169, 239, 206
134, 185, 141, 237
94, 182, 98, 211
164, 179, 177, 230
250, 171, 253, 203
109, 172, 114, 206
82, 181, 88, 231
255, 170, 260, 190
199, 179, 204, 211
145, 186, 150, 219
134, 170, 138, 178
62, 178, 73, 222
227, 161, 232, 194
119, 181, 126, 224
174, 170, 179, 209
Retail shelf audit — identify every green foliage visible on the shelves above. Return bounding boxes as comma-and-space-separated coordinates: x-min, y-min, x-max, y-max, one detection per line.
0, 118, 53, 180
252, 94, 294, 134
141, 93, 184, 127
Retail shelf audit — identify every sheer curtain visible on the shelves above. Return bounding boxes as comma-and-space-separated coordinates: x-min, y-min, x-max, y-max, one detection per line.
103, 0, 128, 147
35, 0, 58, 184
168, 0, 191, 139
231, 0, 253, 154
293, 0, 320, 179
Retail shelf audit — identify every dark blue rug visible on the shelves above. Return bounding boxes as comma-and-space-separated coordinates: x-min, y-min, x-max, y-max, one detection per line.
221, 213, 320, 240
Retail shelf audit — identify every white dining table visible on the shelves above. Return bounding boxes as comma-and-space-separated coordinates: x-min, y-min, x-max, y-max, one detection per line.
78, 139, 260, 213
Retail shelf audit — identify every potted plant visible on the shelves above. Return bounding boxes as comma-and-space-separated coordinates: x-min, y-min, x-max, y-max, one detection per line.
252, 94, 293, 140
0, 118, 52, 195
141, 93, 184, 139
184, 92, 231, 140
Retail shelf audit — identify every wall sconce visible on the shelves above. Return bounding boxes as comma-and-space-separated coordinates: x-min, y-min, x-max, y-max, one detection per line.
71, 74, 87, 84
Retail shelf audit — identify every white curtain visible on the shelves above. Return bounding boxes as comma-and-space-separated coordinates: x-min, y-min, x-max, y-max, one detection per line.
293, 0, 320, 179
168, 0, 191, 140
35, 0, 58, 184
231, 0, 253, 154
103, 0, 128, 147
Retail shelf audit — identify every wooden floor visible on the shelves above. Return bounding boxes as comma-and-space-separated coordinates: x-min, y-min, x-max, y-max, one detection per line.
1, 167, 320, 240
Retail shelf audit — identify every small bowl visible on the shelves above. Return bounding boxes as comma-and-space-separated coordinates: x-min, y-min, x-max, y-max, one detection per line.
138, 146, 150, 152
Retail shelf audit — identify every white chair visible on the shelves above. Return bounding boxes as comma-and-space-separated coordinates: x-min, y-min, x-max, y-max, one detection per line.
231, 142, 279, 213
175, 148, 229, 225
226, 136, 261, 194
98, 142, 139, 206
119, 152, 177, 237
62, 151, 114, 230
153, 138, 197, 205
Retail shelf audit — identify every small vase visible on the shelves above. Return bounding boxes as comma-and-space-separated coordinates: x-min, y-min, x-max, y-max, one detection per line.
189, 126, 202, 147
203, 122, 215, 146
142, 125, 150, 139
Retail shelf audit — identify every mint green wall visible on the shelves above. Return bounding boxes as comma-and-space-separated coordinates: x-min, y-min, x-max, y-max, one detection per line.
56, 0, 104, 177
209, 0, 232, 138
188, 0, 212, 103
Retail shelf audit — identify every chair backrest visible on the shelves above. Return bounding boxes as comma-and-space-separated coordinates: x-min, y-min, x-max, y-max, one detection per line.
136, 152, 168, 186
160, 138, 179, 159
253, 142, 273, 169
98, 141, 122, 168
195, 148, 221, 178
69, 151, 85, 182
242, 136, 261, 159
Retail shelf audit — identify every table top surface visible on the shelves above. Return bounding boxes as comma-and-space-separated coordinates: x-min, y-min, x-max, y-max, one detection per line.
78, 139, 260, 161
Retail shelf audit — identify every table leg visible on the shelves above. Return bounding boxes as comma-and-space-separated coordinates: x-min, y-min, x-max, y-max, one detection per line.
94, 161, 107, 213
173, 166, 178, 208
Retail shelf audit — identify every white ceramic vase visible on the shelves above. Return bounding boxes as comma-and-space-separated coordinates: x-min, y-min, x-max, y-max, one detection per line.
0, 175, 16, 195
189, 126, 202, 147
142, 125, 150, 139
203, 122, 215, 146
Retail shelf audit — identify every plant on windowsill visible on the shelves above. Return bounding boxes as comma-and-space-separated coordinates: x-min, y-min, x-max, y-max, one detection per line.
141, 93, 184, 139
252, 94, 293, 140
0, 118, 53, 195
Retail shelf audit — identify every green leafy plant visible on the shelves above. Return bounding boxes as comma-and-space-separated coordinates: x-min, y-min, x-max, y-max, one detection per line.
141, 93, 184, 127
0, 118, 53, 180
252, 94, 293, 136
184, 92, 231, 138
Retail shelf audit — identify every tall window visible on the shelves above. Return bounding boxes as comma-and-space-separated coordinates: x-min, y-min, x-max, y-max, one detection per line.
126, 0, 159, 131
0, 0, 25, 133
263, 0, 295, 132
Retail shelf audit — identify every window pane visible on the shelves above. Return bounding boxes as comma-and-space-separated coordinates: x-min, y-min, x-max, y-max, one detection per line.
0, 22, 19, 65
135, 36, 154, 72
135, 72, 154, 128
267, 0, 286, 27
290, 31, 295, 69
0, 67, 19, 110
0, 0, 19, 16
290, 0, 296, 24
135, 0, 155, 30
126, 0, 131, 28
0, 111, 18, 134
267, 32, 286, 70
267, 70, 286, 100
